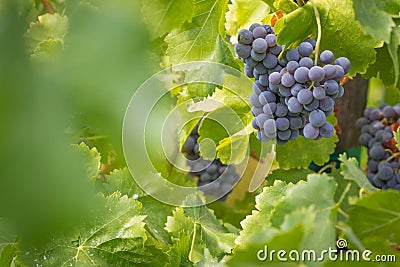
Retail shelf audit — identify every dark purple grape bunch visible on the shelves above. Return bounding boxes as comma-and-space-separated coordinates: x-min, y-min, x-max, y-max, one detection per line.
234, 23, 350, 144
182, 121, 241, 199
356, 104, 400, 190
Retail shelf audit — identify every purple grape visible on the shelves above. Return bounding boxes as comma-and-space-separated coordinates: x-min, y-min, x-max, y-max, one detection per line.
269, 72, 281, 85
263, 119, 276, 134
312, 87, 326, 99
265, 34, 277, 47
235, 44, 251, 58
253, 26, 267, 38
299, 57, 314, 69
319, 122, 334, 138
253, 38, 268, 53
281, 73, 296, 87
251, 50, 266, 61
263, 53, 278, 68
320, 50, 334, 64
303, 123, 320, 139
286, 48, 300, 61
323, 64, 336, 80
309, 109, 326, 127
294, 67, 310, 83
269, 45, 282, 56
238, 29, 254, 45
324, 80, 339, 95
275, 103, 288, 117
276, 117, 290, 131
308, 66, 325, 82
297, 89, 313, 104
288, 97, 303, 113
298, 42, 314, 57
259, 91, 276, 105
287, 61, 299, 73
334, 57, 351, 74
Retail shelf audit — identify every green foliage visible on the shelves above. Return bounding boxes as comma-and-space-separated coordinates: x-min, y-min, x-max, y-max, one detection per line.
2, 0, 400, 266
275, 0, 377, 76
395, 128, 400, 150
353, 0, 400, 44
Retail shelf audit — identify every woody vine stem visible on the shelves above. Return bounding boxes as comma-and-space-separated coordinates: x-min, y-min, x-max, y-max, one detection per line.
310, 0, 322, 65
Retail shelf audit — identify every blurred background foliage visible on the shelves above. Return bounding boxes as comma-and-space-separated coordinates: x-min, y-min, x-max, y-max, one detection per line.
0, 0, 153, 242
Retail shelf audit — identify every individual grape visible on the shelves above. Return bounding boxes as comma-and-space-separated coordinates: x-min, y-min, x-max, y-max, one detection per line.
244, 65, 254, 78
263, 24, 274, 34
251, 117, 259, 130
294, 67, 310, 83
359, 133, 372, 146
369, 109, 383, 121
269, 72, 281, 85
333, 65, 345, 80
263, 119, 276, 134
259, 74, 269, 86
297, 89, 313, 105
251, 106, 263, 116
265, 34, 277, 47
367, 160, 379, 173
382, 106, 397, 118
324, 80, 339, 95
200, 172, 212, 182
308, 66, 325, 82
319, 97, 334, 112
257, 130, 271, 142
319, 122, 334, 138
252, 38, 268, 53
259, 91, 276, 105
320, 50, 334, 64
253, 69, 260, 79
289, 116, 303, 130
278, 58, 287, 67
263, 53, 278, 68
263, 102, 277, 114
251, 50, 266, 61
290, 129, 300, 140
337, 85, 345, 98
334, 57, 351, 74
276, 117, 290, 131
287, 61, 299, 74
278, 129, 291, 140
369, 144, 385, 161
275, 103, 289, 117
394, 105, 400, 116
303, 123, 319, 139
278, 85, 292, 97
304, 98, 320, 111
312, 87, 326, 100
245, 57, 258, 67
249, 23, 262, 32
269, 45, 282, 56
323, 64, 336, 80
250, 92, 262, 107
255, 63, 268, 74
234, 44, 251, 58
238, 29, 254, 45
309, 109, 326, 127
377, 164, 393, 181
183, 136, 196, 153
286, 48, 300, 61
252, 81, 263, 94
253, 26, 267, 38
287, 97, 303, 113
298, 42, 313, 57
281, 73, 295, 87
299, 57, 314, 69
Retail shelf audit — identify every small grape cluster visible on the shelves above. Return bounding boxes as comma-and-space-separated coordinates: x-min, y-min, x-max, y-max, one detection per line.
182, 122, 241, 199
356, 104, 400, 190
234, 23, 350, 144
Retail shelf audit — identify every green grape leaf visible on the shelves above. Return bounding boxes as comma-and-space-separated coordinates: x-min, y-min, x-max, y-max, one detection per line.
265, 168, 313, 186
387, 27, 400, 87
165, 195, 237, 261
103, 168, 173, 243
236, 181, 292, 246
103, 168, 146, 198
395, 128, 400, 151
225, 0, 270, 38
31, 39, 63, 59
165, 0, 236, 65
141, 0, 195, 39
339, 153, 378, 193
197, 248, 228, 267
166, 233, 194, 267
270, 174, 337, 252
72, 142, 101, 181
228, 208, 316, 267
274, 0, 298, 14
25, 13, 68, 55
274, 0, 377, 76
348, 190, 400, 245
353, 0, 400, 43
18, 193, 167, 266
261, 0, 278, 12
276, 134, 338, 169
0, 244, 16, 267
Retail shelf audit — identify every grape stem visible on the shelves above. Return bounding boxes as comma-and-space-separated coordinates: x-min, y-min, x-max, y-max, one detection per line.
189, 222, 198, 262
317, 162, 336, 174
310, 0, 322, 66
41, 0, 54, 13
386, 152, 400, 162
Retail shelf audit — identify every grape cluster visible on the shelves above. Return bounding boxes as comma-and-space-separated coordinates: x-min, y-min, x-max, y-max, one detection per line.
182, 122, 241, 199
235, 23, 350, 144
356, 104, 400, 190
